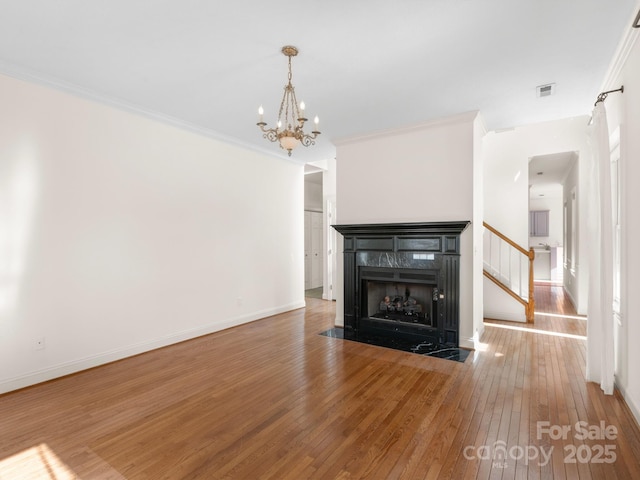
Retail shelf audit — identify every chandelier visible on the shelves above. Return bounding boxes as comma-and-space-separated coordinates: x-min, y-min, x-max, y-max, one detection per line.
257, 46, 321, 156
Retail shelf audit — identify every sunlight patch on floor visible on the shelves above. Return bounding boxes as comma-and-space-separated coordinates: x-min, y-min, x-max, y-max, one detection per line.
484, 321, 587, 341
0, 443, 78, 479
534, 311, 587, 321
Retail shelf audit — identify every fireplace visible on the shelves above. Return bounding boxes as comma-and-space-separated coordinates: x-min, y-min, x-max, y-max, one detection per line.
333, 221, 469, 346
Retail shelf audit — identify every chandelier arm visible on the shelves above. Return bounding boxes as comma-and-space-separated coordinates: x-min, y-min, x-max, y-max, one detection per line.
265, 133, 278, 142
299, 135, 316, 148
257, 123, 280, 143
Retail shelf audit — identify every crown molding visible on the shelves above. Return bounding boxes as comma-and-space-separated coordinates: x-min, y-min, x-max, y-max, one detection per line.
333, 110, 480, 147
474, 111, 488, 137
600, 2, 640, 91
0, 60, 302, 164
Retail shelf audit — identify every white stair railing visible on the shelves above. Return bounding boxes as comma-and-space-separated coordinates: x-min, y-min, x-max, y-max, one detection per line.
483, 222, 535, 322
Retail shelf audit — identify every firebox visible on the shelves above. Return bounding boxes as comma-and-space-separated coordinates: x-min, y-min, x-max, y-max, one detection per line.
333, 221, 470, 347
360, 268, 439, 342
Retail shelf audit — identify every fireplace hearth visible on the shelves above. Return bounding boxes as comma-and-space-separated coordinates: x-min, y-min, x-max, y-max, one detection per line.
333, 221, 470, 347
319, 327, 471, 362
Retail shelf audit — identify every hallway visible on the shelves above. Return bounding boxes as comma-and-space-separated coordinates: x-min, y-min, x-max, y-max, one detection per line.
530, 281, 587, 337
534, 282, 582, 317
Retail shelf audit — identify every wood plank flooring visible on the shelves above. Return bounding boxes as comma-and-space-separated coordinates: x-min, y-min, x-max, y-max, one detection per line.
1, 292, 639, 479
533, 282, 582, 317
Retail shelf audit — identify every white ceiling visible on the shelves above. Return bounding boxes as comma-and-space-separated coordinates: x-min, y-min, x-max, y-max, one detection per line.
529, 151, 577, 199
0, 1, 636, 164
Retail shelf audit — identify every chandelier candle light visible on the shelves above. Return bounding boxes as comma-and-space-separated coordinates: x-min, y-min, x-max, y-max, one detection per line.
257, 46, 321, 156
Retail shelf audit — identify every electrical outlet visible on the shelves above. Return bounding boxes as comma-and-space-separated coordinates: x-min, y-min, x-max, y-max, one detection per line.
237, 297, 243, 306
35, 337, 45, 350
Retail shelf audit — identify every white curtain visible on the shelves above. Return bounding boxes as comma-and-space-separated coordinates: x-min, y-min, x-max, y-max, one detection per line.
586, 102, 615, 395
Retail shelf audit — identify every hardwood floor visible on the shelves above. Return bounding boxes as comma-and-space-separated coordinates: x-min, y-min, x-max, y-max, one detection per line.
533, 282, 582, 317
1, 295, 639, 479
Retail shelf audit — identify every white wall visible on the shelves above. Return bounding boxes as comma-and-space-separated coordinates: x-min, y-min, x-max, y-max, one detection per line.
335, 111, 482, 350
562, 159, 580, 307
323, 158, 337, 301
600, 15, 640, 425
473, 116, 486, 343
484, 130, 531, 247
483, 116, 591, 317
0, 73, 305, 393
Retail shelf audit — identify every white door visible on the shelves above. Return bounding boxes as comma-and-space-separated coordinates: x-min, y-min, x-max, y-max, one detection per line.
304, 211, 312, 289
311, 211, 323, 289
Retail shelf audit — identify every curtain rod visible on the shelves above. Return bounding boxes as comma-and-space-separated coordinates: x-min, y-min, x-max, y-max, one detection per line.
594, 86, 624, 106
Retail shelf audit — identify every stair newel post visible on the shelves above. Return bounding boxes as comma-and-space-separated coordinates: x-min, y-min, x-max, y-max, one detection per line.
528, 247, 535, 323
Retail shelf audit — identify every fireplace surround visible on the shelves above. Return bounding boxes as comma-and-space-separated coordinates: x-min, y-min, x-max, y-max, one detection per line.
333, 221, 470, 347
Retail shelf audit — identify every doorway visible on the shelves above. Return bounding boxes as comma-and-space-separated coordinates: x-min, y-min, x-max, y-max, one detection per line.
528, 152, 577, 311
304, 210, 323, 295
304, 169, 324, 299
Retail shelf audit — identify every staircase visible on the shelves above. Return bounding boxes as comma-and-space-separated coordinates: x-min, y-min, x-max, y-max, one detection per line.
483, 222, 535, 323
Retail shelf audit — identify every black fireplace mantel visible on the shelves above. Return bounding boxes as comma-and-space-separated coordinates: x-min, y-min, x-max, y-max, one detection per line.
332, 221, 470, 346
332, 221, 470, 238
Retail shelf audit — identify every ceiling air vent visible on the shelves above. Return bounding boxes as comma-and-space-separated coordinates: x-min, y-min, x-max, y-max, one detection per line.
536, 83, 556, 97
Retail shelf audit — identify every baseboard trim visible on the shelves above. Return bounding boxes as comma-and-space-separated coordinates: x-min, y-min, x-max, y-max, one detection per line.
563, 287, 579, 313
0, 301, 305, 395
483, 310, 527, 323
615, 381, 640, 429
459, 336, 476, 350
